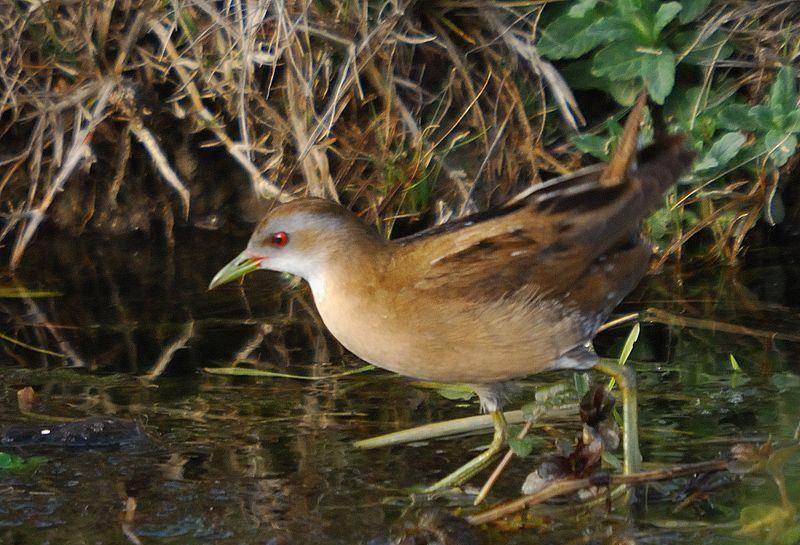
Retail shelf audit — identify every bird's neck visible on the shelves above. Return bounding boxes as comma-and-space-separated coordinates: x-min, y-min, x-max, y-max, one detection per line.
305, 228, 393, 305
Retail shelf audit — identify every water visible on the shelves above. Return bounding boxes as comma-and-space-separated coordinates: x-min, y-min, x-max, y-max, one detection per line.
0, 232, 798, 544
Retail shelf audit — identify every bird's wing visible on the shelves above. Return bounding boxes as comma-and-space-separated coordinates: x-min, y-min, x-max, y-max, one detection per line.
399, 175, 643, 300
397, 133, 694, 307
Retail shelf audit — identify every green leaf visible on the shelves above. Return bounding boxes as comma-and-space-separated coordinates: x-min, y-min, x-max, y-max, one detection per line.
607, 323, 640, 390
508, 436, 545, 458
739, 504, 791, 530
435, 385, 476, 401
0, 452, 16, 470
664, 85, 702, 127
618, 323, 640, 366
719, 104, 754, 131
606, 78, 645, 106
719, 104, 774, 132
573, 133, 612, 160
679, 0, 712, 23
645, 206, 671, 240
786, 110, 800, 133
537, 12, 605, 60
573, 372, 591, 396
780, 526, 800, 545
592, 43, 644, 81
641, 48, 676, 104
692, 156, 716, 171
617, 0, 646, 17
673, 29, 734, 65
560, 59, 604, 89
764, 130, 798, 167
602, 450, 623, 469
695, 131, 746, 171
729, 354, 742, 371
751, 105, 779, 130
592, 16, 640, 42
561, 59, 643, 106
0, 452, 47, 472
769, 66, 798, 118
568, 0, 599, 17
653, 2, 682, 36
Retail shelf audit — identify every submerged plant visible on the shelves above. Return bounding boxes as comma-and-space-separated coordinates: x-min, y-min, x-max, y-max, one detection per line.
731, 441, 800, 545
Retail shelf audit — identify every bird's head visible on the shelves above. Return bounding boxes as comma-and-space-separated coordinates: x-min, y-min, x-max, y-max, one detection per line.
208, 198, 378, 290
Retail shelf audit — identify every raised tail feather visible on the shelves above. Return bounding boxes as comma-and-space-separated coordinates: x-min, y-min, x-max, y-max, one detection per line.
518, 93, 694, 212
600, 91, 648, 187
601, 90, 695, 212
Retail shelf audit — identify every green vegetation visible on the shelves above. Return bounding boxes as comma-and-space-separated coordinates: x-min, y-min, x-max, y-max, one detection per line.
0, 452, 47, 473
537, 0, 800, 259
0, 1, 797, 266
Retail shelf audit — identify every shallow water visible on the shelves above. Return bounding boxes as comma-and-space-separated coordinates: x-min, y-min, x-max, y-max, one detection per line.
0, 232, 798, 544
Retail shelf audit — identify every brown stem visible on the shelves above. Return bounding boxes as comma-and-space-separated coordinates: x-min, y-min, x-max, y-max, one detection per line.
467, 459, 729, 526
475, 420, 534, 505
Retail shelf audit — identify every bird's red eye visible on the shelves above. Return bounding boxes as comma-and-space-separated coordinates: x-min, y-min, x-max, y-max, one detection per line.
271, 231, 289, 247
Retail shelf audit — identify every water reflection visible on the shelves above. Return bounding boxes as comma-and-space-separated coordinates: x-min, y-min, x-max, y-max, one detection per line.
0, 232, 798, 544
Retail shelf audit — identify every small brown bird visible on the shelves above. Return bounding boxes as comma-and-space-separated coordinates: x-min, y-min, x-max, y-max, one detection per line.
210, 95, 695, 498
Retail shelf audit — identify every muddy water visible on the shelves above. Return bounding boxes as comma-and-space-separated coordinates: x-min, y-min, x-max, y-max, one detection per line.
0, 232, 798, 544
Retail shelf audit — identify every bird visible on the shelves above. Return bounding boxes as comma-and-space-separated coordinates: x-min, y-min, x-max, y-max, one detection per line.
209, 93, 695, 499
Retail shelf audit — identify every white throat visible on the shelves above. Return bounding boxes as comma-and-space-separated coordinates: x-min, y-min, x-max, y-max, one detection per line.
306, 271, 327, 302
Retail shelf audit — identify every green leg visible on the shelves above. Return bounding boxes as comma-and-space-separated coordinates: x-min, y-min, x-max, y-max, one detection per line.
423, 410, 508, 494
593, 361, 641, 474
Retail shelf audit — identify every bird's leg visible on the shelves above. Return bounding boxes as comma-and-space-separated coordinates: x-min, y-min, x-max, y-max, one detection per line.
423, 409, 508, 494
593, 361, 641, 474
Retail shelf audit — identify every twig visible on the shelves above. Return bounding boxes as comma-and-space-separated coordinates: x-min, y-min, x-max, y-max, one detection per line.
0, 331, 66, 358
20, 290, 88, 367
121, 496, 141, 545
128, 116, 191, 218
482, 10, 584, 130
467, 459, 730, 525
460, 110, 512, 215
597, 313, 641, 333
644, 308, 800, 343
9, 80, 115, 268
229, 323, 273, 366
509, 164, 605, 204
149, 20, 288, 202
144, 321, 195, 380
475, 420, 533, 505
113, 10, 149, 74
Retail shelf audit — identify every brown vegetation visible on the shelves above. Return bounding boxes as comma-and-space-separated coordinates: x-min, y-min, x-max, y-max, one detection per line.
0, 1, 798, 267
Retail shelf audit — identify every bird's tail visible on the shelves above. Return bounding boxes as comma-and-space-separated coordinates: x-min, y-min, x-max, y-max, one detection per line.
600, 91, 695, 213
635, 134, 697, 212
600, 92, 648, 187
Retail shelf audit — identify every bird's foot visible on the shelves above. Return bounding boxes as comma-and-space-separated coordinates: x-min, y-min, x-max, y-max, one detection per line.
421, 410, 507, 502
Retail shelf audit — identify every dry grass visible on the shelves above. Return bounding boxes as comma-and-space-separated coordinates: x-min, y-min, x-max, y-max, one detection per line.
0, 0, 797, 267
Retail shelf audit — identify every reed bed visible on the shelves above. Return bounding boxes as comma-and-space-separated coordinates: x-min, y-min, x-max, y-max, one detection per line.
0, 0, 798, 267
